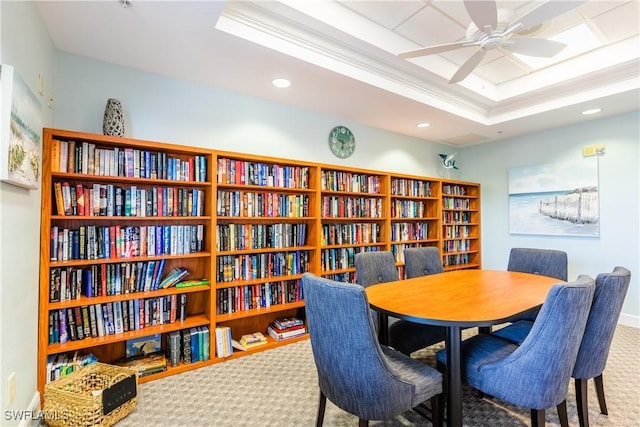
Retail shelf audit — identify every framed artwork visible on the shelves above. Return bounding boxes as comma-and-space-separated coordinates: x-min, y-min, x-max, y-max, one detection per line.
508, 158, 599, 237
0, 64, 42, 189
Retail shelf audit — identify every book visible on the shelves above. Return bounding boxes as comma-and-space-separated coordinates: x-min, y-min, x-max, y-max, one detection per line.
126, 333, 162, 358
267, 323, 307, 341
116, 352, 167, 377
274, 317, 305, 330
238, 332, 268, 350
175, 278, 209, 288
158, 267, 189, 289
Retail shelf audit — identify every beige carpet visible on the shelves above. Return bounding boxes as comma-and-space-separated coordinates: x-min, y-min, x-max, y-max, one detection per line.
116, 325, 638, 426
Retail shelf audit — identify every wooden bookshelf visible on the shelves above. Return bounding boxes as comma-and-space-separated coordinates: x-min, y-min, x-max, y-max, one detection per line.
37, 128, 481, 397
38, 129, 215, 396
440, 180, 481, 270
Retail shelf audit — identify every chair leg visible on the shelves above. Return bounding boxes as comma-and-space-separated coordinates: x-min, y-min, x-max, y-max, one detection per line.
358, 419, 368, 427
531, 409, 545, 427
594, 374, 608, 415
557, 400, 569, 427
575, 378, 589, 427
431, 394, 443, 427
316, 391, 327, 427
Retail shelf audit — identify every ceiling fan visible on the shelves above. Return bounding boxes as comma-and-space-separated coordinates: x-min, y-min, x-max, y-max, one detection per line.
399, 0, 586, 84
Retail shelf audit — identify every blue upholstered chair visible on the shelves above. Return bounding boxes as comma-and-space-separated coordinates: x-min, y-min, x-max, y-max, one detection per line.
490, 267, 631, 427
503, 247, 568, 324
301, 273, 443, 427
437, 275, 595, 427
404, 247, 444, 278
355, 251, 446, 355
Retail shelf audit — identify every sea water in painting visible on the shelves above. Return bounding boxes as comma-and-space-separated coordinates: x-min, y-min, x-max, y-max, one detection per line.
508, 159, 599, 237
0, 64, 42, 189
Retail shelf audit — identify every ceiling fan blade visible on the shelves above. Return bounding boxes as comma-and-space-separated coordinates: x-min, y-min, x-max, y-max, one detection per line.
398, 41, 477, 59
464, 0, 497, 34
503, 38, 568, 58
507, 0, 586, 35
449, 50, 487, 84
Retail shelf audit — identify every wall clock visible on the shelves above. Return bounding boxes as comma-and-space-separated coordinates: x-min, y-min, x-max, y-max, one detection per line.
328, 126, 356, 159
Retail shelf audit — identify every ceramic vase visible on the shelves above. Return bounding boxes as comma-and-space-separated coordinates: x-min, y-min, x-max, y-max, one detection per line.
103, 98, 125, 137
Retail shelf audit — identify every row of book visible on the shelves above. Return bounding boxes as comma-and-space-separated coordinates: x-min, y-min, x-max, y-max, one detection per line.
320, 246, 379, 272
50, 224, 205, 262
443, 225, 471, 239
267, 317, 306, 341
390, 178, 432, 197
216, 190, 310, 218
321, 196, 383, 218
216, 223, 307, 252
320, 170, 382, 194
442, 210, 473, 224
443, 253, 471, 266
323, 272, 356, 283
391, 199, 427, 218
443, 239, 472, 253
45, 352, 99, 384
321, 222, 381, 246
53, 181, 206, 218
166, 326, 211, 367
216, 251, 310, 282
215, 280, 304, 315
47, 294, 187, 344
216, 158, 310, 189
50, 260, 161, 301
442, 184, 468, 196
53, 139, 208, 182
390, 222, 430, 242
443, 197, 472, 210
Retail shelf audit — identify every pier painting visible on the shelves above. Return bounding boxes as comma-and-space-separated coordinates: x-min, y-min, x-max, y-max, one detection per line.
508, 159, 599, 237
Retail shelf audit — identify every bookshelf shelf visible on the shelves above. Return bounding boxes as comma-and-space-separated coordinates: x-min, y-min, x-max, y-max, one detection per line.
38, 128, 481, 398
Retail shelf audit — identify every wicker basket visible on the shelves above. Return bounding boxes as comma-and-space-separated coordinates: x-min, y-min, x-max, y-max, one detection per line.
44, 363, 138, 427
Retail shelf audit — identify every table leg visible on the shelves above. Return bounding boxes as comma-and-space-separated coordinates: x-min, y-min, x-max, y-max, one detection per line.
446, 326, 462, 427
377, 312, 389, 345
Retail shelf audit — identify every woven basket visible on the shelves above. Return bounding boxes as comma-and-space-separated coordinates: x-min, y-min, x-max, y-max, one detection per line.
44, 363, 138, 427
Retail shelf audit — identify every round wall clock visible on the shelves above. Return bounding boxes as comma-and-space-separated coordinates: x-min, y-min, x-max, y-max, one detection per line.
328, 126, 356, 159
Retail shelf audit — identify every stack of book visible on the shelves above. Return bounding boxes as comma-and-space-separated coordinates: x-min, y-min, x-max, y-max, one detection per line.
267, 317, 306, 341
232, 332, 268, 351
116, 352, 167, 377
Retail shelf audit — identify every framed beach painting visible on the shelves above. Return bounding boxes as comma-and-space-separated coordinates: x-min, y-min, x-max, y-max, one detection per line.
508, 158, 599, 237
0, 64, 42, 189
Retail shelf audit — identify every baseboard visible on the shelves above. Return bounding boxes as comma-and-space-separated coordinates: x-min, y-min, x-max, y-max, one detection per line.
619, 313, 639, 328
16, 391, 40, 427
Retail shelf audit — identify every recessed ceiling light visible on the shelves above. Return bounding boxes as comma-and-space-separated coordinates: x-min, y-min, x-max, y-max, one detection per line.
416, 122, 431, 128
272, 78, 291, 88
581, 108, 602, 115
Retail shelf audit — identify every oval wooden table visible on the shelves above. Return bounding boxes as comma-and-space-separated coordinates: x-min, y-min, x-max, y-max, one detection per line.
365, 269, 562, 427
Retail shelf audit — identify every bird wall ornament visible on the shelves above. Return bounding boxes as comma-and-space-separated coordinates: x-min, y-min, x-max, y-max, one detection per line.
439, 153, 458, 170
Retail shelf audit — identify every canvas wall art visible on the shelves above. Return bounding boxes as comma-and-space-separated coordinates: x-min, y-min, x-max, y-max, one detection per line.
0, 64, 42, 189
508, 158, 599, 237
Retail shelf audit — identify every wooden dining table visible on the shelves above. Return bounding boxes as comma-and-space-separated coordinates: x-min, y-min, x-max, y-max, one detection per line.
365, 269, 562, 427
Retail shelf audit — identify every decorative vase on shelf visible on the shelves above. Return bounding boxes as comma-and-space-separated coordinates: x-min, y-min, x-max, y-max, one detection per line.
103, 98, 125, 137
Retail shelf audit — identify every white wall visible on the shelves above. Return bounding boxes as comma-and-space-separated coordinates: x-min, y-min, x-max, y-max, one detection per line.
0, 1, 55, 423
459, 112, 640, 325
53, 51, 453, 178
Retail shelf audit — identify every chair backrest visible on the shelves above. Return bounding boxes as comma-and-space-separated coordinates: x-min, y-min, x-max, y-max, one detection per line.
301, 273, 415, 420
480, 275, 595, 410
507, 247, 568, 280
404, 247, 444, 278
573, 266, 631, 380
354, 251, 399, 287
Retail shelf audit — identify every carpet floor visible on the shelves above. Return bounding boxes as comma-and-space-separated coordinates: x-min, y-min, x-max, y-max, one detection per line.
116, 324, 638, 426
